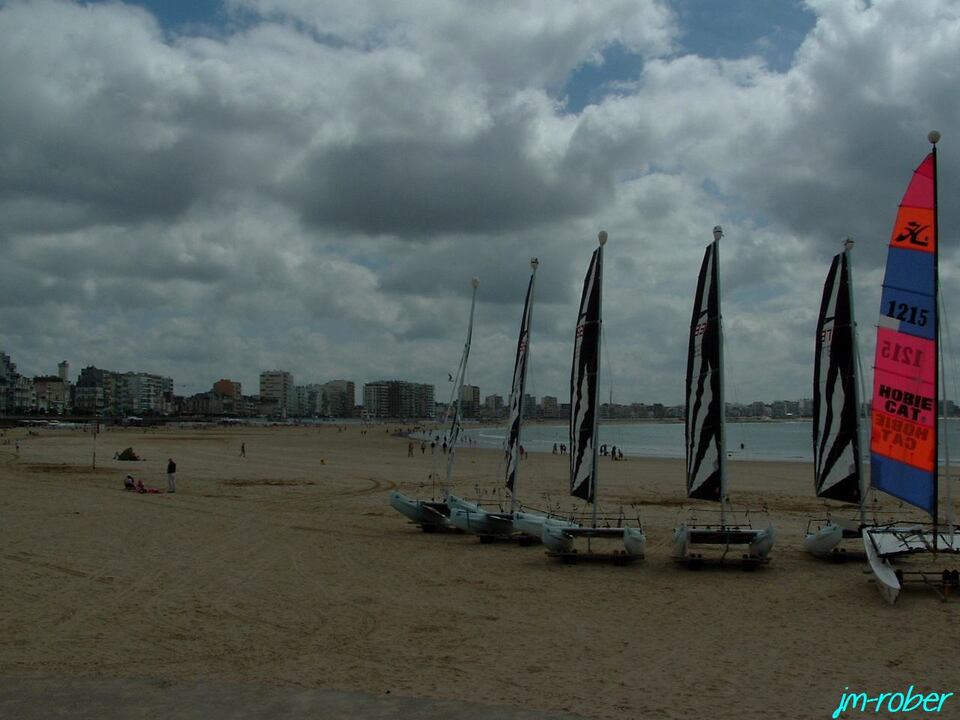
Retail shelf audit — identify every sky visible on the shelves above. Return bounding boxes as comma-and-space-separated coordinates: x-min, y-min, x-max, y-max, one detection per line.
1, 0, 959, 406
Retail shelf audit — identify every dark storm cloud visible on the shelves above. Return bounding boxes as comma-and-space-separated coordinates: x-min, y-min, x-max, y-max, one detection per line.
297, 133, 606, 237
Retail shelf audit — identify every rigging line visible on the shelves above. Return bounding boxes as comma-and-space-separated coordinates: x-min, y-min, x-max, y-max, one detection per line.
599, 322, 623, 450
938, 290, 956, 529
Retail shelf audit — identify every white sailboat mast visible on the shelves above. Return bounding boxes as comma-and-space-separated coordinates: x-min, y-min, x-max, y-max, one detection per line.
591, 231, 607, 532
444, 278, 480, 497
843, 238, 868, 525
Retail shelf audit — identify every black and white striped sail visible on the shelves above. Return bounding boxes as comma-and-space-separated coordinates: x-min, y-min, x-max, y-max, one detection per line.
570, 245, 602, 503
685, 242, 723, 502
505, 261, 537, 495
813, 251, 862, 503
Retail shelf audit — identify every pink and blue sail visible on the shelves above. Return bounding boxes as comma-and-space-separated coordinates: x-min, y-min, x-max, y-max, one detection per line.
870, 147, 939, 518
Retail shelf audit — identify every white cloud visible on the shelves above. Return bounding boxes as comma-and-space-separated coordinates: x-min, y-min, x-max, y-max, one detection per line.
1, 0, 959, 407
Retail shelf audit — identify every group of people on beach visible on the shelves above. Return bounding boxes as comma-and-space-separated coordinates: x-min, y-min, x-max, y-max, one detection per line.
123, 457, 177, 494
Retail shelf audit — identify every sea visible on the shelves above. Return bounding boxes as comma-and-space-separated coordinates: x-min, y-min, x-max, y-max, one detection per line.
456, 419, 960, 464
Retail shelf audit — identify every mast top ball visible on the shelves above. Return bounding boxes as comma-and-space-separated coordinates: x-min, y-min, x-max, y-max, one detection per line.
530, 257, 539, 269
844, 237, 855, 250
471, 277, 480, 289
713, 225, 723, 242
929, 130, 941, 144
598, 231, 608, 245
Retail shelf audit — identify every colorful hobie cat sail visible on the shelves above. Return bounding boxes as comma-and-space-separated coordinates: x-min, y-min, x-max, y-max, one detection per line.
540, 232, 646, 561
804, 240, 870, 557
449, 259, 552, 541
389, 278, 481, 531
862, 131, 960, 603
673, 226, 775, 566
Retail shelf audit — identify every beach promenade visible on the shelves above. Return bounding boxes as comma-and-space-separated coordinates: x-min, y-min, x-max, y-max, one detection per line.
1, 424, 956, 718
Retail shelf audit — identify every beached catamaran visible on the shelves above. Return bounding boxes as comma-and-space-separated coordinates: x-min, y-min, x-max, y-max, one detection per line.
389, 278, 480, 531
804, 240, 871, 557
673, 226, 775, 566
449, 258, 548, 541
862, 131, 960, 603
540, 232, 646, 561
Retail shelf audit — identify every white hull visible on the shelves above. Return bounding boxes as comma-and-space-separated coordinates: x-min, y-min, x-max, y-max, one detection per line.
542, 522, 575, 554
448, 506, 515, 537
673, 522, 775, 563
513, 510, 577, 538
623, 526, 647, 556
389, 491, 452, 530
543, 523, 646, 558
863, 526, 960, 604
803, 523, 844, 556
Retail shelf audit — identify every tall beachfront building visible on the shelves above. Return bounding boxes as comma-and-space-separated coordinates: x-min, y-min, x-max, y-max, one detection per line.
362, 380, 435, 419
322, 380, 355, 417
260, 370, 294, 418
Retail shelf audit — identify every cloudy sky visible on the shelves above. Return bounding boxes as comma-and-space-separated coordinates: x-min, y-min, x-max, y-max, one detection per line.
2, 0, 958, 407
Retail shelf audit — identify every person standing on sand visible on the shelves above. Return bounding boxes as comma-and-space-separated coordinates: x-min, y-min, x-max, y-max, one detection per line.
166, 458, 177, 493
240, 442, 246, 457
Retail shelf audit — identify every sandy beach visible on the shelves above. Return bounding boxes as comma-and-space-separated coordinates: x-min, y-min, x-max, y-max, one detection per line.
2, 423, 958, 719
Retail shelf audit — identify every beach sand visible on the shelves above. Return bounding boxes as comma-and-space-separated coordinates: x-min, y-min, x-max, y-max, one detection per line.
1, 424, 957, 719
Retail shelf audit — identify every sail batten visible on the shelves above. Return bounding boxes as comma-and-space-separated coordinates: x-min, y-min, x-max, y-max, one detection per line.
685, 242, 723, 501
813, 250, 862, 504
570, 245, 602, 503
870, 149, 938, 518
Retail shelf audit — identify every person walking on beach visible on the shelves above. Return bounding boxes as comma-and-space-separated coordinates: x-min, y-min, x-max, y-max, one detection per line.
408, 441, 414, 457
240, 442, 246, 458
166, 458, 177, 493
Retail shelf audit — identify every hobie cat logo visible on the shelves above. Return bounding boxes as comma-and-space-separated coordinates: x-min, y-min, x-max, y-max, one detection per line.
832, 686, 953, 717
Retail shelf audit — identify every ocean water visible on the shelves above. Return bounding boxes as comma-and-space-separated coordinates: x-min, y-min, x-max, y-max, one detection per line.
460, 419, 960, 463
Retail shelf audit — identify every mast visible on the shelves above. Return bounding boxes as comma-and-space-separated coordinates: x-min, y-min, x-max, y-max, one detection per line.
844, 237, 867, 524
506, 258, 539, 514
931, 130, 940, 544
444, 277, 480, 497
713, 225, 727, 527
870, 133, 939, 525
569, 231, 604, 538
592, 231, 606, 532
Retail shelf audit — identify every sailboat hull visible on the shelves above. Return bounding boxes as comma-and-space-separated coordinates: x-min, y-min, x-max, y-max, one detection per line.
542, 523, 575, 554
673, 521, 775, 564
448, 507, 515, 537
389, 492, 454, 531
803, 523, 844, 556
863, 526, 960, 604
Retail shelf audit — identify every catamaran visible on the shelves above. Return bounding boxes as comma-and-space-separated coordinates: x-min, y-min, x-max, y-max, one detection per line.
448, 258, 550, 541
862, 131, 960, 603
389, 278, 481, 531
540, 231, 646, 561
673, 226, 775, 566
804, 239, 871, 557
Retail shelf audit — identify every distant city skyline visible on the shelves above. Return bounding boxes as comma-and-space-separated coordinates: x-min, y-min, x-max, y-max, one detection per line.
2, 345, 833, 414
